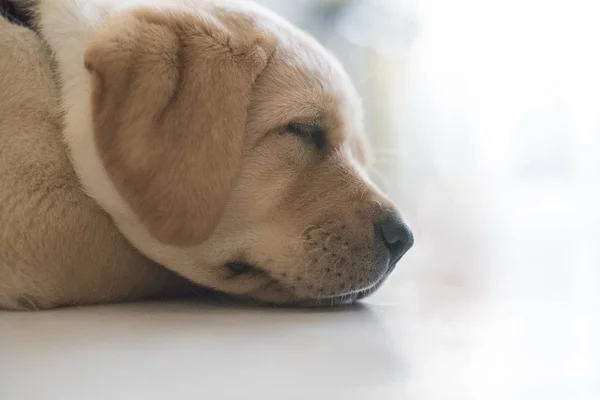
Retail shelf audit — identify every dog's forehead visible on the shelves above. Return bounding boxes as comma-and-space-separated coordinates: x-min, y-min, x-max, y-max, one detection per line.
248, 29, 363, 143
201, 0, 364, 147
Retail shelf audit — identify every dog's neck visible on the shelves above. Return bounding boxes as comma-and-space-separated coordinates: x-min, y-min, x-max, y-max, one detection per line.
35, 0, 122, 210
32, 0, 194, 267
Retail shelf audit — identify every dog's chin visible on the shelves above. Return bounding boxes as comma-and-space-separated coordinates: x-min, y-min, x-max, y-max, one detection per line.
291, 284, 384, 308
183, 274, 384, 308
216, 258, 394, 308
241, 295, 358, 309
243, 280, 385, 309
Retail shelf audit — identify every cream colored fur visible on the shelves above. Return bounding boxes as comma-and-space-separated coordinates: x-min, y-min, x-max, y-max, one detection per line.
0, 16, 193, 310
1, 0, 412, 309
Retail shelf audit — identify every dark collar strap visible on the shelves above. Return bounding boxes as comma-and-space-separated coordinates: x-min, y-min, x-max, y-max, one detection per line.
1, 0, 32, 28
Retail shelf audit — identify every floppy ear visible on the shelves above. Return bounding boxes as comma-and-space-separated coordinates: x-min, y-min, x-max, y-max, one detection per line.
84, 9, 273, 247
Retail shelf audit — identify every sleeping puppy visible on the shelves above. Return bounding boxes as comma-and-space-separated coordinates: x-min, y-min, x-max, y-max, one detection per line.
4, 0, 413, 308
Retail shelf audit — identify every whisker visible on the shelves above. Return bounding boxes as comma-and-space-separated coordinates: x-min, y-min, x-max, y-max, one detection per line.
289, 237, 316, 251
366, 167, 390, 193
360, 187, 368, 202
372, 200, 383, 212
300, 225, 318, 237
324, 233, 341, 248
331, 257, 343, 275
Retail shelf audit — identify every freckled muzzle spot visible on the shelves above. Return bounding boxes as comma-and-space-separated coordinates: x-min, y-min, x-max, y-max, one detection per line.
277, 224, 388, 299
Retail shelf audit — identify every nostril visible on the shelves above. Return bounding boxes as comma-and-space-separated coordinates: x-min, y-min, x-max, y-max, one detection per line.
374, 211, 414, 264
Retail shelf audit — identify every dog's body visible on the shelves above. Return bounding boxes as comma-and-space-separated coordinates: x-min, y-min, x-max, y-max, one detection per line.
1, 0, 413, 310
0, 17, 192, 310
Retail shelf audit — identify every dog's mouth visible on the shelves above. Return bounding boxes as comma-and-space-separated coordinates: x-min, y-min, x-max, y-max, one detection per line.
224, 260, 382, 307
225, 261, 266, 278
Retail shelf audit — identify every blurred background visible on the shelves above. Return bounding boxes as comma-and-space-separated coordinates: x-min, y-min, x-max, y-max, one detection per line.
256, 0, 599, 397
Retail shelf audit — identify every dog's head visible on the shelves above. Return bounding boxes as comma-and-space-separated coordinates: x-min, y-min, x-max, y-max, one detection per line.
82, 0, 413, 305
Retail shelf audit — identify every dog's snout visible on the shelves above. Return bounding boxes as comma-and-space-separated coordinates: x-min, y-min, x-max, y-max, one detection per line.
374, 211, 414, 266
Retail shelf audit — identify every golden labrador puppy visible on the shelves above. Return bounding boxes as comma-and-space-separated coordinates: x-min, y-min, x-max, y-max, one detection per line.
1, 0, 413, 309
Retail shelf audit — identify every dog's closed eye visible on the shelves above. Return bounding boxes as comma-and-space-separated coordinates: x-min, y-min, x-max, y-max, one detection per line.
287, 122, 327, 150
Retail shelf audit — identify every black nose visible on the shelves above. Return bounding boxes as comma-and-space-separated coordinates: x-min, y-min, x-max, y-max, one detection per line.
374, 210, 414, 266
